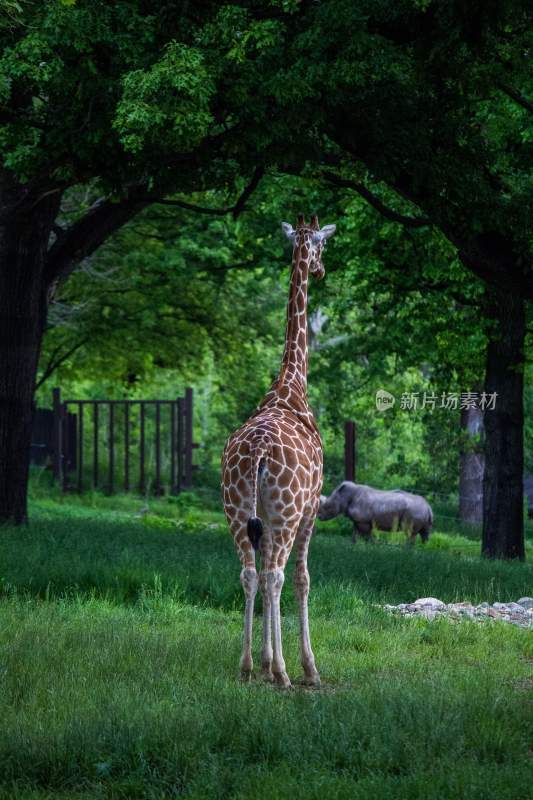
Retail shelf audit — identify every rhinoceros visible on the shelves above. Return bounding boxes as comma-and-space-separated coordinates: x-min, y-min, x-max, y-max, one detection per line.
318, 482, 433, 544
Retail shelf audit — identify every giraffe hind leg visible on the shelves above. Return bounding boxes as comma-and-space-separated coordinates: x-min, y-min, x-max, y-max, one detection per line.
293, 516, 321, 688
262, 524, 299, 690
258, 520, 274, 682
228, 518, 258, 681
240, 563, 258, 681
265, 565, 291, 688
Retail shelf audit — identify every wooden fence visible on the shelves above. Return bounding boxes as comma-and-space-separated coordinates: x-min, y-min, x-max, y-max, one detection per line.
49, 387, 197, 494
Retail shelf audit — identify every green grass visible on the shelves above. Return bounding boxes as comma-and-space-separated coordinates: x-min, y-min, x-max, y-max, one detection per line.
0, 491, 532, 799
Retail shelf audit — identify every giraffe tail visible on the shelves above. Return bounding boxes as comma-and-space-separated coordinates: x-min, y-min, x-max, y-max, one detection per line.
247, 444, 267, 550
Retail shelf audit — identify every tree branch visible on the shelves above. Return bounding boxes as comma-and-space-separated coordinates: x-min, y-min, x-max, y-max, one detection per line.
232, 166, 264, 219
146, 165, 264, 219
44, 189, 148, 286
35, 337, 89, 390
44, 166, 265, 285
147, 197, 233, 214
496, 82, 533, 114
321, 171, 431, 227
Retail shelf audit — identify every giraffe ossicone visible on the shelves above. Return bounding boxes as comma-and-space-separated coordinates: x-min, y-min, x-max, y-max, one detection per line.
221, 213, 336, 688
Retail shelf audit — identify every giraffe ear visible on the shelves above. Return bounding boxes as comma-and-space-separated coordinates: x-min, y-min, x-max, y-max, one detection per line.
281, 222, 295, 242
313, 224, 336, 243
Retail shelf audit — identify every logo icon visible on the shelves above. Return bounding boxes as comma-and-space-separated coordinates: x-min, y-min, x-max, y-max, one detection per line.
376, 389, 395, 411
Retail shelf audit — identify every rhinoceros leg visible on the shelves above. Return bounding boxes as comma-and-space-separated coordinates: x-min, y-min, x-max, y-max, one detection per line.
403, 519, 417, 546
353, 521, 373, 543
362, 524, 374, 543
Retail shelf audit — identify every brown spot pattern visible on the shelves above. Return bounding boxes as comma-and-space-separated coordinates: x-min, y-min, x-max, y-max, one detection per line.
221, 227, 326, 572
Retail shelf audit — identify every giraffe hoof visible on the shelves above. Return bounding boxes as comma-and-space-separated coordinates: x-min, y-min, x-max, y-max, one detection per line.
273, 671, 292, 690
240, 669, 253, 683
301, 673, 321, 689
261, 669, 274, 683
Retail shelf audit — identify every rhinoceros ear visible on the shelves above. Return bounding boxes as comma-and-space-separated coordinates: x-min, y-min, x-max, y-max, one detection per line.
281, 222, 295, 242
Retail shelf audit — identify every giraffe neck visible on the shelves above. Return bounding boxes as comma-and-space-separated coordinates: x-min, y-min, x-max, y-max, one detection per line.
277, 240, 309, 394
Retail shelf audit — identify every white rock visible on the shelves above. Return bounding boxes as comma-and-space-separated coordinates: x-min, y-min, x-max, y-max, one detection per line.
413, 597, 446, 609
506, 602, 526, 613
517, 597, 533, 609
492, 602, 509, 610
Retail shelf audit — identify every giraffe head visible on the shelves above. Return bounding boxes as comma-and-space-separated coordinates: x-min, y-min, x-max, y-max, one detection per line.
281, 214, 336, 280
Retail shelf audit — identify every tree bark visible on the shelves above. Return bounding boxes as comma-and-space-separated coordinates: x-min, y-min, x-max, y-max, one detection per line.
482, 290, 525, 560
0, 179, 60, 524
459, 402, 484, 525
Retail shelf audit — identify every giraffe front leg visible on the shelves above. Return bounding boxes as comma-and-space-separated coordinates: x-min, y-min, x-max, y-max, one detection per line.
239, 565, 258, 682
259, 570, 273, 682
266, 567, 291, 689
294, 531, 320, 688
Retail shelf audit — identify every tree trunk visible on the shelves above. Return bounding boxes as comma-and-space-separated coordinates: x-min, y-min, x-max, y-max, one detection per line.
459, 402, 484, 525
0, 180, 60, 524
482, 290, 525, 560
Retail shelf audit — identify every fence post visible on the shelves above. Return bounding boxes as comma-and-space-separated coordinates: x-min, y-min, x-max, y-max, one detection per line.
155, 401, 161, 495
52, 387, 63, 483
171, 400, 177, 494
77, 401, 84, 493
183, 387, 193, 489
62, 403, 70, 492
344, 420, 356, 482
124, 403, 130, 491
93, 404, 99, 489
177, 397, 184, 490
139, 402, 145, 494
108, 403, 114, 494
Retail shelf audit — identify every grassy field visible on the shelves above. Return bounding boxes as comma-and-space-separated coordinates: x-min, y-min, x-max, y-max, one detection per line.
0, 487, 531, 799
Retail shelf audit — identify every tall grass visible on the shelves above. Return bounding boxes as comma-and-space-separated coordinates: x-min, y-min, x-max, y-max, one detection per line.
0, 493, 531, 799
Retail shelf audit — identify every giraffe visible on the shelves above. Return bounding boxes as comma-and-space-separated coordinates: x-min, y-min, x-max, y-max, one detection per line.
221, 213, 336, 688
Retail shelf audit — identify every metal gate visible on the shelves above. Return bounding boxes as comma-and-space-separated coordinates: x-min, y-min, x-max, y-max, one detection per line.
51, 387, 197, 494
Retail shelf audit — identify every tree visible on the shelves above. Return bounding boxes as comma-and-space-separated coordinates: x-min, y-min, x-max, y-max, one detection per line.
308, 2, 532, 559
1, 0, 532, 561
0, 1, 264, 522
225, 0, 531, 558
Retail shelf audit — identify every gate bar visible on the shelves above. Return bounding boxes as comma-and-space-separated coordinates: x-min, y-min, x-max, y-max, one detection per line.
124, 403, 129, 491
93, 404, 99, 489
155, 402, 161, 495
62, 402, 69, 492
171, 400, 177, 493
77, 402, 83, 492
109, 403, 114, 494
139, 401, 145, 493
183, 387, 193, 488
177, 397, 183, 490
52, 387, 63, 482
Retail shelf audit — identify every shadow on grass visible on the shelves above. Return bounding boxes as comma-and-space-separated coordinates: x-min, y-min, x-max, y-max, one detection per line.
1, 504, 531, 609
